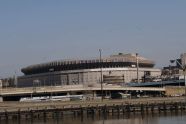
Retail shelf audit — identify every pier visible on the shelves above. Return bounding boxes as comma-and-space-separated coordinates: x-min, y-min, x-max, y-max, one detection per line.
0, 97, 185, 120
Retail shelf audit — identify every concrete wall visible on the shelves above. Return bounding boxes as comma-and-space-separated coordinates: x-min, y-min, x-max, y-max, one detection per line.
17, 67, 161, 87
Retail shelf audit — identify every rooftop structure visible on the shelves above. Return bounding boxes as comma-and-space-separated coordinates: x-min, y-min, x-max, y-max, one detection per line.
162, 53, 186, 76
21, 53, 155, 75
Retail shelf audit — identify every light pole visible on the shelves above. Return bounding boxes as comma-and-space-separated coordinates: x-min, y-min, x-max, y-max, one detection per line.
170, 59, 186, 103
49, 68, 54, 98
99, 49, 103, 101
14, 71, 17, 88
136, 53, 139, 83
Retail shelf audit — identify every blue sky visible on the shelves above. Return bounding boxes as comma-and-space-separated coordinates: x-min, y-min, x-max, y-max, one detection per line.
0, 0, 186, 77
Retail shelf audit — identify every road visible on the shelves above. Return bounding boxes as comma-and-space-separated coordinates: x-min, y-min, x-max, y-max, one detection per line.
0, 85, 165, 96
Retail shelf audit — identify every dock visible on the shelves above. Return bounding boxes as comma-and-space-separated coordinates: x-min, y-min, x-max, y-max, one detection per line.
0, 97, 185, 120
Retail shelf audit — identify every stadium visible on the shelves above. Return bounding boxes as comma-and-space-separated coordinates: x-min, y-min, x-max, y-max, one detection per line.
18, 53, 161, 87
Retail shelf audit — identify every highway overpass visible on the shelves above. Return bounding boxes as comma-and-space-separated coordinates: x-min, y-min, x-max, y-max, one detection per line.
0, 84, 165, 101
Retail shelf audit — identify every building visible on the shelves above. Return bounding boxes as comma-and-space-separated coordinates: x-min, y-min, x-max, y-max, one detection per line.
181, 53, 186, 67
17, 53, 161, 87
0, 77, 16, 88
162, 53, 186, 80
0, 79, 2, 88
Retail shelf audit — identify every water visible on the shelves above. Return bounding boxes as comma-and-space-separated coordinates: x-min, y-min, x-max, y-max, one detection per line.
1, 112, 186, 124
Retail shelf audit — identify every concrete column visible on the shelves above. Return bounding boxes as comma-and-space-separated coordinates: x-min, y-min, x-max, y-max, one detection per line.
93, 91, 97, 99
67, 74, 70, 85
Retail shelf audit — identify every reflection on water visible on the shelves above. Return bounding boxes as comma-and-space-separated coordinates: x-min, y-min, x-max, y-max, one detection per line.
1, 111, 186, 124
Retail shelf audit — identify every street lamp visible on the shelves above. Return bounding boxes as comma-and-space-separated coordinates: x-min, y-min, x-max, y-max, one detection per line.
14, 71, 18, 88
170, 59, 186, 102
136, 53, 139, 83
49, 68, 54, 98
99, 49, 103, 101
